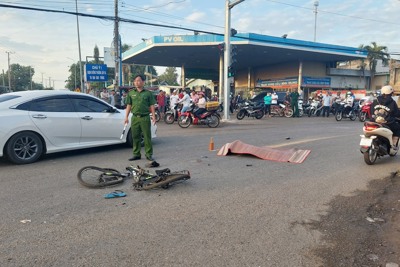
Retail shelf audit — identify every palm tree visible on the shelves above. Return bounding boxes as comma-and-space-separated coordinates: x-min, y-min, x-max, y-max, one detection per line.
359, 42, 390, 89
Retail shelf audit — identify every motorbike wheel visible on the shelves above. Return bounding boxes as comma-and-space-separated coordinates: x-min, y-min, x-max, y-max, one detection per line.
237, 110, 246, 120
349, 112, 356, 121
255, 110, 264, 119
155, 110, 161, 122
164, 113, 175, 124
178, 115, 191, 128
308, 108, 313, 117
335, 111, 343, 121
284, 108, 293, 118
359, 111, 367, 122
299, 109, 303, 117
363, 145, 378, 165
207, 114, 220, 128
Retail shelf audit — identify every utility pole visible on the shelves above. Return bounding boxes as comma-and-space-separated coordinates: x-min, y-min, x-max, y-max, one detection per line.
49, 77, 51, 88
313, 1, 319, 42
2, 69, 5, 89
6, 51, 14, 92
30, 66, 33, 90
75, 0, 85, 93
223, 0, 245, 120
41, 72, 44, 89
114, 0, 120, 91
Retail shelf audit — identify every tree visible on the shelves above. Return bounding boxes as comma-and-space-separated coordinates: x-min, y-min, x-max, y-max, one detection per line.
94, 45, 100, 64
360, 42, 390, 89
65, 63, 81, 90
158, 67, 179, 85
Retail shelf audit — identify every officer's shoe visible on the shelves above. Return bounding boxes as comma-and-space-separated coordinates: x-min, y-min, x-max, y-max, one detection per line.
146, 155, 154, 161
129, 155, 141, 161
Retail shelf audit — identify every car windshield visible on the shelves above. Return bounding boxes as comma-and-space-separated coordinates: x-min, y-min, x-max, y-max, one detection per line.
0, 95, 20, 103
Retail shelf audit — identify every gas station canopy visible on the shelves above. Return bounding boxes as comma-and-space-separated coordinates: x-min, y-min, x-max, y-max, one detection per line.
122, 33, 367, 80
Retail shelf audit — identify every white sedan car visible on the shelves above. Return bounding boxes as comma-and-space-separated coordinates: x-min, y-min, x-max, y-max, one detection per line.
0, 90, 151, 164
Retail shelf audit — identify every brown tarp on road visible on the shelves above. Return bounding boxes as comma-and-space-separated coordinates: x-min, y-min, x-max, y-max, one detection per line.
217, 140, 311, 164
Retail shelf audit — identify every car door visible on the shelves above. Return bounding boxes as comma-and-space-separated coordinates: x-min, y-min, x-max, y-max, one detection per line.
70, 95, 124, 145
29, 95, 81, 147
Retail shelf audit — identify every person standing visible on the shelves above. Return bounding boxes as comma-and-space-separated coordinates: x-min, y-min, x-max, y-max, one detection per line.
271, 92, 278, 105
321, 91, 332, 117
263, 92, 272, 116
100, 88, 110, 103
290, 90, 299, 117
124, 74, 156, 161
109, 90, 116, 106
157, 90, 166, 114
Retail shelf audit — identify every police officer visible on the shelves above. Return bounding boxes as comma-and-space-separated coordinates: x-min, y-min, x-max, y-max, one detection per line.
124, 74, 156, 161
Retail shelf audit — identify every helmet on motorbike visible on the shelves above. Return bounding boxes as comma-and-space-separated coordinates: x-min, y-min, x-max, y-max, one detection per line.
381, 85, 393, 95
346, 91, 352, 96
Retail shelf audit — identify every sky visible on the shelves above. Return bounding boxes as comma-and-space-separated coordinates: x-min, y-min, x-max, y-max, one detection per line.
0, 0, 399, 89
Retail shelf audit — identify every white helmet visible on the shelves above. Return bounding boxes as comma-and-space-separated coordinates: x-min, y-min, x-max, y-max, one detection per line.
381, 85, 393, 95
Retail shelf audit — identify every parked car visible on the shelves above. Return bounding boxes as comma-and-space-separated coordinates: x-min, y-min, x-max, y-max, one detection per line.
0, 90, 154, 164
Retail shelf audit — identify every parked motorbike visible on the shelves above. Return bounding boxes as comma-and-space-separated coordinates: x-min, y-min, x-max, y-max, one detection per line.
297, 99, 304, 117
359, 101, 372, 122
307, 99, 323, 117
178, 104, 220, 128
154, 104, 161, 122
335, 101, 356, 121
360, 110, 398, 165
236, 101, 265, 120
164, 103, 182, 124
270, 101, 293, 118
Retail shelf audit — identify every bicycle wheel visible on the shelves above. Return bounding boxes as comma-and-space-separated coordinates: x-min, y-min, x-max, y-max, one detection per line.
77, 166, 123, 188
141, 173, 190, 190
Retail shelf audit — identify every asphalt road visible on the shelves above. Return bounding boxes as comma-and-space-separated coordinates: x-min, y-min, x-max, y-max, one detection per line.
0, 116, 398, 267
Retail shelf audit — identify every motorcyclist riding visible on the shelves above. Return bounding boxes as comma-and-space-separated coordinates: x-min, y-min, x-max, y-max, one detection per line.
370, 85, 400, 149
344, 91, 354, 114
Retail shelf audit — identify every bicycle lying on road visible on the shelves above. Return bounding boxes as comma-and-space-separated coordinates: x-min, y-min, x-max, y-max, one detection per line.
77, 165, 191, 190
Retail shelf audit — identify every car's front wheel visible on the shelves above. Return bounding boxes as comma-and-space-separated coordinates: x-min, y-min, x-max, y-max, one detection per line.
5, 131, 44, 164
127, 130, 144, 147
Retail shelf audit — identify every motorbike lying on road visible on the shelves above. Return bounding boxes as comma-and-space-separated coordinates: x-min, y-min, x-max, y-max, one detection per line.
236, 101, 265, 120
360, 109, 398, 165
178, 103, 220, 128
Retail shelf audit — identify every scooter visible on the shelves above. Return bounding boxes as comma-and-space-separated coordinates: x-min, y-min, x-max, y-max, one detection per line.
236, 101, 265, 120
360, 112, 398, 165
164, 103, 182, 124
178, 104, 220, 128
307, 99, 322, 117
359, 101, 372, 122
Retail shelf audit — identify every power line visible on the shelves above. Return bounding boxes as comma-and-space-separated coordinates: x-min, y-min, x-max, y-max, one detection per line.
263, 0, 400, 26
0, 3, 369, 55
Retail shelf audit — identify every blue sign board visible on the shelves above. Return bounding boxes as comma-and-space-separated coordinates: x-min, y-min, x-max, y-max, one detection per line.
85, 64, 108, 82
302, 77, 331, 87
